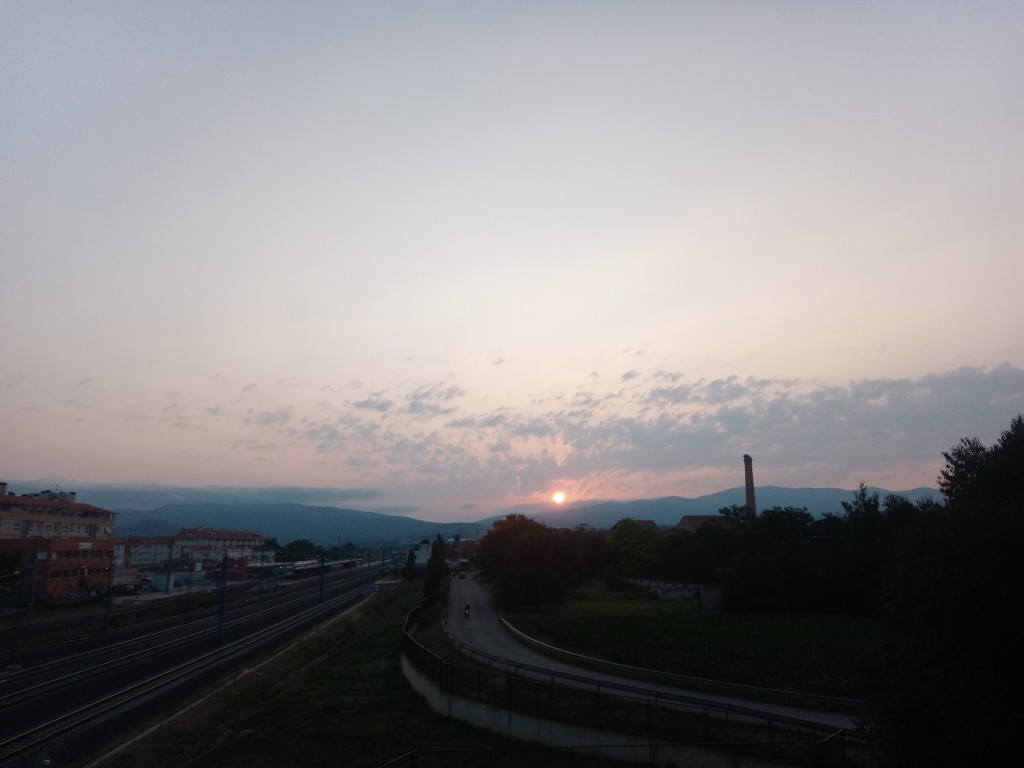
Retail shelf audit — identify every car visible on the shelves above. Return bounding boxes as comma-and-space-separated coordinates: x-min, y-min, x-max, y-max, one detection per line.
458, 571, 466, 579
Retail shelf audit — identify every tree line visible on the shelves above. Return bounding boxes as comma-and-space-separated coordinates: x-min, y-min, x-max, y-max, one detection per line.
476, 484, 941, 618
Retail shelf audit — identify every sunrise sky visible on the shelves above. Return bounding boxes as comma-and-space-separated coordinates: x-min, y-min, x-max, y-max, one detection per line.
3, 2, 1022, 521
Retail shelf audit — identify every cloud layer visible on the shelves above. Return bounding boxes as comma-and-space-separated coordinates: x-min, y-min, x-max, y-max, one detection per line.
5, 362, 1020, 520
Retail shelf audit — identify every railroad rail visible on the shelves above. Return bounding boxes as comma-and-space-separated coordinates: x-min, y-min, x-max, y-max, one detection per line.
0, 578, 375, 765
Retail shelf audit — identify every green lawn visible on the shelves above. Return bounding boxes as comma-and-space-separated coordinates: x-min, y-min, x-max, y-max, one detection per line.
503, 585, 884, 699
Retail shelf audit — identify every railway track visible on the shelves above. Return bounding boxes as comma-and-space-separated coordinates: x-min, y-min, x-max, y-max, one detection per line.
0, 575, 377, 766
2, 565, 375, 667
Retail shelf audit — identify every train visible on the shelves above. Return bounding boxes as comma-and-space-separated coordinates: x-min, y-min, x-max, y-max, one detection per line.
263, 558, 367, 579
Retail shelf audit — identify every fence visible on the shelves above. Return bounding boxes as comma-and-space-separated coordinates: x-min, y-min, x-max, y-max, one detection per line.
399, 593, 857, 768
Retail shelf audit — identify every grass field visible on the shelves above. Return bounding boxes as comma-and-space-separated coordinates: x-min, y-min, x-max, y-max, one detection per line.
502, 584, 884, 699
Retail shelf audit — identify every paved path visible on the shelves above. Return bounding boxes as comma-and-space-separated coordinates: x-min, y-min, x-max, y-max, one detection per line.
446, 572, 862, 733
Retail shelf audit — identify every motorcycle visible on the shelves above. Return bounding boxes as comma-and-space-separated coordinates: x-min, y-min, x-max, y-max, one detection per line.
463, 604, 471, 619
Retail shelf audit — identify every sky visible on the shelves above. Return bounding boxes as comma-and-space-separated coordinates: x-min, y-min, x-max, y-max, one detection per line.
2, 2, 1022, 522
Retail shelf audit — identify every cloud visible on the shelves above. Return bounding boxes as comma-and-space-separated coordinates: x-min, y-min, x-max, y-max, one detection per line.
405, 382, 465, 417
247, 408, 293, 428
352, 396, 394, 413
232, 439, 278, 453
8, 362, 1021, 520
241, 366, 1024, 498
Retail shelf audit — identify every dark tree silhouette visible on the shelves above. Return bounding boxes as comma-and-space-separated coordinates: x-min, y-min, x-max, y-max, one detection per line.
937, 435, 989, 501
478, 515, 596, 608
868, 414, 1024, 767
403, 547, 416, 580
283, 539, 318, 561
423, 533, 447, 596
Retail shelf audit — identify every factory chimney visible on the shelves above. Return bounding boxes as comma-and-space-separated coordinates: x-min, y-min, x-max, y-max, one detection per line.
743, 454, 757, 515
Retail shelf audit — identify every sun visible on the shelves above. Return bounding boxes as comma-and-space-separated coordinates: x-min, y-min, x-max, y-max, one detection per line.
551, 491, 566, 504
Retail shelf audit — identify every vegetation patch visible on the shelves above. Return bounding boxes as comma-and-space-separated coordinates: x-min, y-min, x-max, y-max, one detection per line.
505, 585, 883, 699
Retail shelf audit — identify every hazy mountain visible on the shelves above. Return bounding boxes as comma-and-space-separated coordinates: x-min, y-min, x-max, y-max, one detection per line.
113, 503, 486, 547
111, 485, 941, 546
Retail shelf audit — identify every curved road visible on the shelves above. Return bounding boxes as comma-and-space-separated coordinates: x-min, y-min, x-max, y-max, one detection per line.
446, 572, 862, 733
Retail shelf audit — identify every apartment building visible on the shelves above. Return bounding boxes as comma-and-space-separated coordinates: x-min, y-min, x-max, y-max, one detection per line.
0, 482, 116, 603
120, 535, 176, 567
175, 527, 272, 564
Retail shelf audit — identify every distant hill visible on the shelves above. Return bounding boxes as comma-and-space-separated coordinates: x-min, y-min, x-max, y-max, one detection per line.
114, 503, 486, 547
111, 485, 940, 546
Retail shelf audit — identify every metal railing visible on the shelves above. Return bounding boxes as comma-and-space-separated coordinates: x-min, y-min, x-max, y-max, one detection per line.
399, 595, 856, 767
499, 617, 868, 714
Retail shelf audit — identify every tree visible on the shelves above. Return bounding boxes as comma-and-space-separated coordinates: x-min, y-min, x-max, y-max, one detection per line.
606, 519, 661, 577
652, 528, 712, 583
718, 504, 756, 527
717, 506, 816, 612
939, 414, 1024, 506
403, 548, 417, 579
841, 483, 881, 519
838, 484, 887, 615
937, 435, 988, 501
283, 539, 317, 561
423, 533, 447, 596
558, 525, 613, 584
868, 414, 1024, 767
478, 515, 582, 608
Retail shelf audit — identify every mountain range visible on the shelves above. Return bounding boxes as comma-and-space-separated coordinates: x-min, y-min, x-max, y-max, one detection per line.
110, 485, 941, 546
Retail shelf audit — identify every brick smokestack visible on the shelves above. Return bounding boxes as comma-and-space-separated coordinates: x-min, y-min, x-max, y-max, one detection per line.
743, 454, 757, 514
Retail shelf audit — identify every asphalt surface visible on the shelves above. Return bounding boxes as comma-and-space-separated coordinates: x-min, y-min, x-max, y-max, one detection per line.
446, 571, 862, 733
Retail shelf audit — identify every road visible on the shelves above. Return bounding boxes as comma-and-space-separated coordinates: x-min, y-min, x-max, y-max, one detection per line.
446, 571, 862, 733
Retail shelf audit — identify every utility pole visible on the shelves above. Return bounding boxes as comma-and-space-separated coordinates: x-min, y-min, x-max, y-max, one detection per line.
257, 544, 264, 595
218, 553, 228, 645
318, 551, 326, 603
